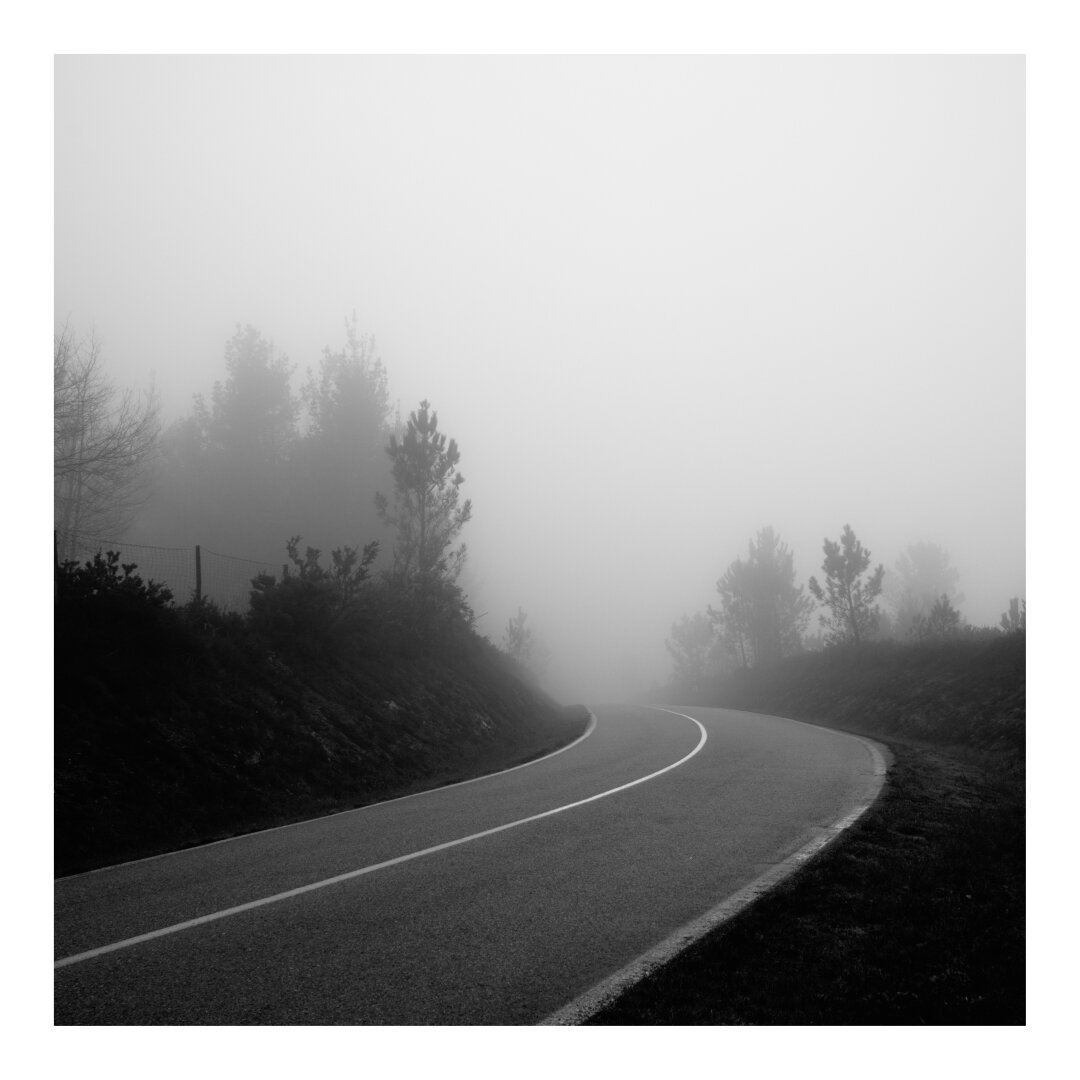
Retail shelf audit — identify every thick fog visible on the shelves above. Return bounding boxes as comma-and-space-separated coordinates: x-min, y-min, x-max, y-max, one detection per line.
55, 56, 1024, 703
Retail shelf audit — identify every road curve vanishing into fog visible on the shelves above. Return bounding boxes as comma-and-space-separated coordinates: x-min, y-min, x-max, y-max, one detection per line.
55, 705, 886, 1025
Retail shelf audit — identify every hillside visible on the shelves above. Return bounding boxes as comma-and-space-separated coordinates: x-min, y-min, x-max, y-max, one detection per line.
54, 556, 586, 877
666, 635, 1025, 757
591, 634, 1026, 1024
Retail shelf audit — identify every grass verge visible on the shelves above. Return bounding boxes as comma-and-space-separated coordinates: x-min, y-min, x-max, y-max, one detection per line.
588, 637, 1025, 1025
588, 736, 1024, 1024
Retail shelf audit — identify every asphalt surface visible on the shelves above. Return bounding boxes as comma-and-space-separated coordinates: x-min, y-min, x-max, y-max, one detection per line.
54, 704, 882, 1024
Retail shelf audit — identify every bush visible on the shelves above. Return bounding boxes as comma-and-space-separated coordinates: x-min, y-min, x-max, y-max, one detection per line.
56, 549, 173, 607
246, 536, 379, 659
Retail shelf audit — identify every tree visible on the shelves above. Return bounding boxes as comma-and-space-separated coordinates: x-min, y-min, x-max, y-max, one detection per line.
709, 559, 754, 669
375, 400, 473, 587
666, 611, 717, 689
808, 524, 885, 645
193, 324, 297, 464
502, 607, 551, 681
1000, 597, 1026, 634
301, 314, 391, 449
746, 527, 814, 665
54, 326, 160, 558
135, 324, 301, 561
887, 541, 963, 639
912, 593, 963, 642
293, 315, 395, 551
708, 527, 813, 668
503, 607, 535, 666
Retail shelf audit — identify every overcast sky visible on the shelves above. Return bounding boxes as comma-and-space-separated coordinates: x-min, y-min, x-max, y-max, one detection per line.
54, 55, 1024, 700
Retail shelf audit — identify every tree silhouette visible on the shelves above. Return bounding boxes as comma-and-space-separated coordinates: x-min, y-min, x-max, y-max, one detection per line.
666, 612, 717, 689
888, 541, 963, 639
709, 527, 813, 668
913, 593, 962, 641
808, 524, 885, 645
375, 400, 472, 586
54, 327, 160, 557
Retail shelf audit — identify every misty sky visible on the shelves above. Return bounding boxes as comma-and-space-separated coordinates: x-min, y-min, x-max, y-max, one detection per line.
54, 55, 1024, 701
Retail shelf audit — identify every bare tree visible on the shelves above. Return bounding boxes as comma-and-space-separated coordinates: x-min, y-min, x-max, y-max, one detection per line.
54, 327, 160, 559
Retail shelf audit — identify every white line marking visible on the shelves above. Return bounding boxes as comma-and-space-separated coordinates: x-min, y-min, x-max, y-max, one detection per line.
57, 710, 598, 881
539, 715, 889, 1025
55, 708, 705, 970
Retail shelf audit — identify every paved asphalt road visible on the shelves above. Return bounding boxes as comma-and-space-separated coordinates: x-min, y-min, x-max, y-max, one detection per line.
55, 704, 882, 1024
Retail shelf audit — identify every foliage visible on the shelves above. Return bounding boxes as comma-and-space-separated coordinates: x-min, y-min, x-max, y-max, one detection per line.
375, 399, 473, 600
502, 607, 551, 682
666, 611, 719, 689
301, 314, 391, 447
282, 535, 380, 607
371, 574, 476, 655
55, 554, 585, 877
911, 593, 963, 642
1000, 597, 1026, 634
709, 527, 813, 668
134, 318, 395, 569
247, 535, 379, 657
503, 607, 534, 664
887, 541, 963, 639
54, 327, 160, 557
808, 524, 885, 645
710, 559, 755, 668
56, 549, 173, 607
193, 324, 298, 463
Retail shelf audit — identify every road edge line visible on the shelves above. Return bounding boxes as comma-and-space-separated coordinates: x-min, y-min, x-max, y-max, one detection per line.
56, 709, 598, 882
55, 709, 703, 969
538, 722, 889, 1026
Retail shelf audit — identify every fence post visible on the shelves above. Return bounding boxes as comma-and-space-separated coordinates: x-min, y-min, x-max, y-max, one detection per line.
195, 545, 202, 603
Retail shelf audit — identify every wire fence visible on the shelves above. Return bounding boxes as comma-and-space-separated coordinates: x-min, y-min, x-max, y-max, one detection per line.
55, 528, 285, 613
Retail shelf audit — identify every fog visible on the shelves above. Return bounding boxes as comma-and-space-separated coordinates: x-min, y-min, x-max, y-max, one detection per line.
55, 55, 1024, 703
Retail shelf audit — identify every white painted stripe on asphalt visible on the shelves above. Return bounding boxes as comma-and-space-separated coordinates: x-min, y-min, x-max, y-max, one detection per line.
538, 719, 890, 1026
56, 709, 599, 881
54, 708, 705, 969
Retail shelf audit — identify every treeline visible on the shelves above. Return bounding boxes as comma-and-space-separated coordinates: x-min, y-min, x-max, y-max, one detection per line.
666, 523, 1025, 694
55, 314, 484, 624
63, 404, 474, 661
56, 314, 507, 690
138, 317, 396, 567
53, 330, 580, 870
54, 316, 400, 570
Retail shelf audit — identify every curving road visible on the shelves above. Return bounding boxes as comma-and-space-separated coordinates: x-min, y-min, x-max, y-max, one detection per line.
54, 704, 885, 1024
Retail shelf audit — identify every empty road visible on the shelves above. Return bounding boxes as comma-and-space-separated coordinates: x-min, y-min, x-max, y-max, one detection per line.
55, 704, 884, 1024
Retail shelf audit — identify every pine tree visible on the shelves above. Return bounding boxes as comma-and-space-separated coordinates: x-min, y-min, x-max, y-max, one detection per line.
375, 400, 472, 586
808, 524, 885, 645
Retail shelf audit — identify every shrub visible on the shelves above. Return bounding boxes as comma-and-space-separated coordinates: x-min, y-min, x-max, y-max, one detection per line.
56, 549, 173, 607
246, 536, 379, 658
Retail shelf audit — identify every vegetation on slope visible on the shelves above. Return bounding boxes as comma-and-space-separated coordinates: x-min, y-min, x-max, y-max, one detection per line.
672, 635, 1025, 755
589, 636, 1026, 1025
54, 551, 586, 877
